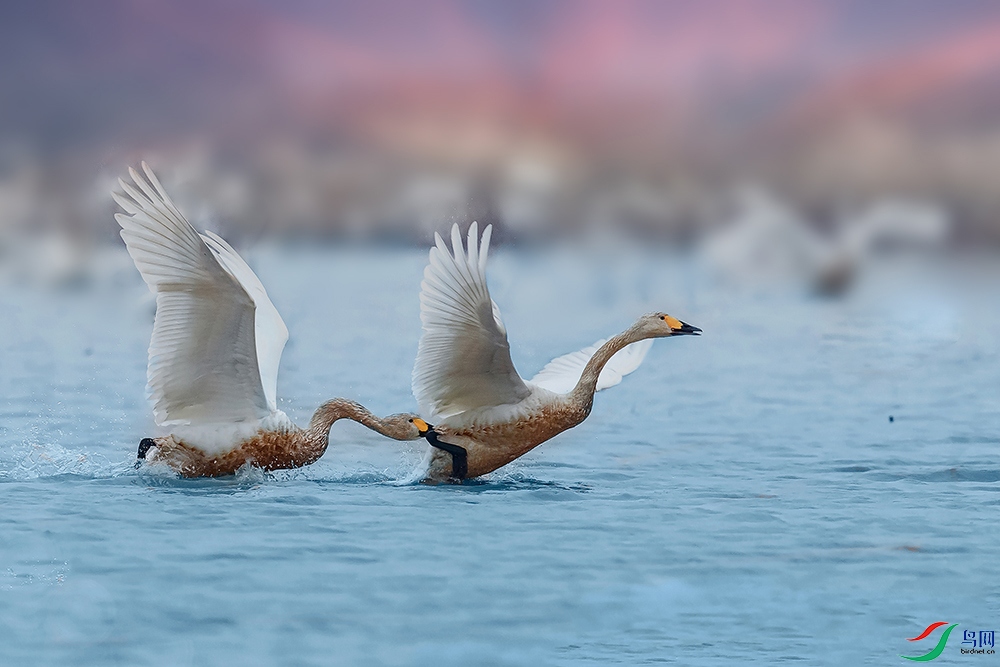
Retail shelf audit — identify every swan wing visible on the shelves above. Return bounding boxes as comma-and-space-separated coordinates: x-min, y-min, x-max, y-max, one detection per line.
529, 338, 653, 395
412, 222, 531, 419
200, 231, 288, 414
114, 162, 278, 426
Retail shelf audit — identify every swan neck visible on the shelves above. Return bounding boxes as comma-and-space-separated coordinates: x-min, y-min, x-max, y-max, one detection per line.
308, 398, 413, 442
309, 399, 377, 436
568, 325, 644, 407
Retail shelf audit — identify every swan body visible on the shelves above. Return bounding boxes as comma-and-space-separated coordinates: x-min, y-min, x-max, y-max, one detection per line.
137, 399, 420, 478
115, 163, 422, 477
412, 223, 700, 482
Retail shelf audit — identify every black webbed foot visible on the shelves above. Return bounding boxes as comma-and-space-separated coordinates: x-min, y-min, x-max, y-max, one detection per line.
136, 438, 156, 469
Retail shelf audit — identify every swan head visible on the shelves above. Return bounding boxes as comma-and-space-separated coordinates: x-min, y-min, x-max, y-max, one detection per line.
637, 312, 702, 338
408, 417, 435, 437
377, 414, 428, 440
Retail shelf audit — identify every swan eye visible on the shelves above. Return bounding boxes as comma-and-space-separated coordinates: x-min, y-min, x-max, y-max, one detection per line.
659, 315, 665, 320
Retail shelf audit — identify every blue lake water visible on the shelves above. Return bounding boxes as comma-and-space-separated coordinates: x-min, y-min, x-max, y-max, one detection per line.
2, 245, 998, 665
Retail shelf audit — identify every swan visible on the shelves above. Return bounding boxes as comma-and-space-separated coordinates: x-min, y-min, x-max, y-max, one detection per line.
410, 223, 701, 482
702, 188, 949, 295
114, 163, 423, 478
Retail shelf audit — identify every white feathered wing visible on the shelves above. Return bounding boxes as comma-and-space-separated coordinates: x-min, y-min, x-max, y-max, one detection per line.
529, 338, 652, 395
412, 222, 654, 422
114, 162, 288, 426
412, 222, 530, 420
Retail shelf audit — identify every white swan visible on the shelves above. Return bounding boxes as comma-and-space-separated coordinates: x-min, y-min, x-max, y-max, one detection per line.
702, 188, 949, 295
410, 223, 700, 482
114, 163, 422, 477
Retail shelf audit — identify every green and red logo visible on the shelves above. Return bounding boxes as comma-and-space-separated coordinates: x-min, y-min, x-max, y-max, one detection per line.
901, 622, 958, 661
902, 622, 996, 661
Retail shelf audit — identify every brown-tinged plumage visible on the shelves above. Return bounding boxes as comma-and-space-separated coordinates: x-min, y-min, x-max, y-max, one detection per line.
140, 399, 422, 477
115, 163, 420, 478
411, 224, 700, 483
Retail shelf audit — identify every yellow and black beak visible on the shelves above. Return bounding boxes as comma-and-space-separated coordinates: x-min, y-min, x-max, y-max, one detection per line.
672, 320, 701, 336
411, 418, 433, 436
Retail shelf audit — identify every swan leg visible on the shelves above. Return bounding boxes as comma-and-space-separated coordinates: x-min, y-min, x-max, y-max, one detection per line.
135, 438, 157, 468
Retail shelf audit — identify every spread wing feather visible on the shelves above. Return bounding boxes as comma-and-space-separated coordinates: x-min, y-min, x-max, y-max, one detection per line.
200, 231, 288, 413
412, 223, 530, 419
114, 162, 285, 425
529, 338, 653, 395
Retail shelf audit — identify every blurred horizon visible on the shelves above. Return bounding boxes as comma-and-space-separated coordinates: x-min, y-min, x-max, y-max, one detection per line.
2, 0, 1000, 249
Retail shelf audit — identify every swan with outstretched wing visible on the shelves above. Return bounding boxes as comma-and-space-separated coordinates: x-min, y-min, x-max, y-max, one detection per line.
410, 223, 700, 482
115, 163, 422, 477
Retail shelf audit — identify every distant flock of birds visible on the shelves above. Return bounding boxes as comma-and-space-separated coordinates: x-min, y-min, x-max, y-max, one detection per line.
115, 163, 700, 483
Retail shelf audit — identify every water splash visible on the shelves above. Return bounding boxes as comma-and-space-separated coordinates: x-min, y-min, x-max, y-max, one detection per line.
0, 435, 128, 482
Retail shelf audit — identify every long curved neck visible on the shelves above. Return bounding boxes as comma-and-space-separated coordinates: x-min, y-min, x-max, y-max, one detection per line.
568, 324, 645, 409
307, 398, 403, 442
291, 399, 411, 467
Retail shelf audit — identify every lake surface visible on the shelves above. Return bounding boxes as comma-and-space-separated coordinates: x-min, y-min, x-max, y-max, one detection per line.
2, 244, 998, 665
